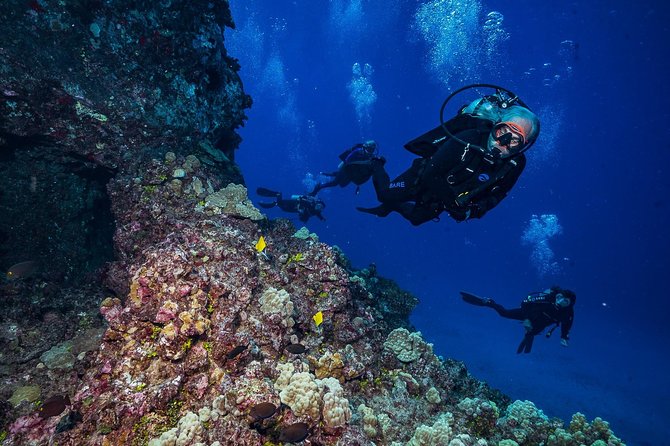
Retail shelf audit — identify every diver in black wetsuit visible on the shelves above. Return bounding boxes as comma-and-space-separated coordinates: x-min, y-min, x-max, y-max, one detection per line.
256, 188, 325, 223
461, 287, 576, 354
357, 87, 540, 225
309, 140, 383, 196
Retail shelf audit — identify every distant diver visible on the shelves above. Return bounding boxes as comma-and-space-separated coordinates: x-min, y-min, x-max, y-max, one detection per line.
461, 287, 575, 354
256, 188, 326, 223
358, 84, 540, 225
309, 140, 383, 196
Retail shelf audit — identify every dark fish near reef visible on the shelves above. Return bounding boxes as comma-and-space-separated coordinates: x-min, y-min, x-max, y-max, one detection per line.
55, 410, 82, 433
39, 395, 70, 419
285, 343, 307, 354
6, 261, 38, 280
226, 344, 247, 360
279, 422, 309, 443
249, 402, 276, 420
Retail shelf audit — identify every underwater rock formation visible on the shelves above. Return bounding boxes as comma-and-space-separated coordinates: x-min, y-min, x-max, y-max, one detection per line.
0, 1, 625, 445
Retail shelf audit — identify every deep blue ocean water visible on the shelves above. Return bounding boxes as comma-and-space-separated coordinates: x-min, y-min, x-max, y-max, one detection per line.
226, 1, 670, 444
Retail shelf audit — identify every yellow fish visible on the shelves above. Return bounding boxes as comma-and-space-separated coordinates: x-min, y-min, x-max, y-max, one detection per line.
312, 311, 323, 327
255, 236, 266, 253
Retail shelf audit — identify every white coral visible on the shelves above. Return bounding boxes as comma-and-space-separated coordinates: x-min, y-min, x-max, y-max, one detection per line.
320, 377, 351, 428
358, 403, 378, 437
407, 413, 453, 446
203, 184, 263, 220
274, 364, 351, 427
148, 411, 203, 446
279, 371, 321, 420
383, 328, 433, 363
259, 287, 295, 327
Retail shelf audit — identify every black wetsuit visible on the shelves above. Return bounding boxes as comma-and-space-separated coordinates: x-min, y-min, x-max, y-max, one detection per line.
310, 145, 379, 195
491, 289, 575, 353
258, 192, 325, 223
363, 118, 525, 225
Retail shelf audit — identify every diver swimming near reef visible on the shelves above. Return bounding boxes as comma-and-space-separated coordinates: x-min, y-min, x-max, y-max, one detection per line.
461, 287, 576, 354
309, 140, 384, 196
256, 188, 326, 223
357, 84, 540, 225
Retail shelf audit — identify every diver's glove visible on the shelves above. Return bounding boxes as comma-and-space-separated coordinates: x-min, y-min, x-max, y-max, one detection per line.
560, 338, 569, 347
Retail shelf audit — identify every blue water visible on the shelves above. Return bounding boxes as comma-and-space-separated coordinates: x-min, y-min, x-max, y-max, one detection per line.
226, 1, 670, 444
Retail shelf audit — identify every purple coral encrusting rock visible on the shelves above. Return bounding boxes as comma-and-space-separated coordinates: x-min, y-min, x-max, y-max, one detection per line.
0, 1, 627, 445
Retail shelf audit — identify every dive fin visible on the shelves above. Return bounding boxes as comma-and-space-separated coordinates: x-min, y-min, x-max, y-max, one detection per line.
356, 205, 392, 217
256, 187, 281, 198
516, 333, 534, 354
257, 201, 277, 209
460, 291, 491, 306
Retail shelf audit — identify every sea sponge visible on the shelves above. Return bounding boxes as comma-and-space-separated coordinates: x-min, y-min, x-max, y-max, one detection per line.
383, 328, 433, 363
320, 377, 351, 428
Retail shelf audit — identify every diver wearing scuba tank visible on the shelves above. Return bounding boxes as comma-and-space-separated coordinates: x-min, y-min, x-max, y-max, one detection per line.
461, 287, 576, 354
357, 84, 540, 226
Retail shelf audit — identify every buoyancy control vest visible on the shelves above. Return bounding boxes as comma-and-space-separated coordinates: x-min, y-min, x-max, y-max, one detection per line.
405, 118, 522, 208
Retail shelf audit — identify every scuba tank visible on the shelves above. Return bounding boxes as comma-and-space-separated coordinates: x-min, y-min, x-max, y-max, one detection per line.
404, 84, 535, 158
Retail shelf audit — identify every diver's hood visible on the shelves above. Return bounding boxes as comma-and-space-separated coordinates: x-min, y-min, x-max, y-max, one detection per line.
499, 106, 540, 146
486, 105, 541, 156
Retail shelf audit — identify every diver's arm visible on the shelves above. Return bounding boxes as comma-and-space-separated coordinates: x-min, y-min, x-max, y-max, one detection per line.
560, 310, 574, 341
466, 155, 526, 219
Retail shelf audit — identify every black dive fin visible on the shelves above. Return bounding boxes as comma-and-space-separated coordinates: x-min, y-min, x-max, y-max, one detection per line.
256, 187, 280, 197
517, 333, 534, 354
460, 291, 490, 306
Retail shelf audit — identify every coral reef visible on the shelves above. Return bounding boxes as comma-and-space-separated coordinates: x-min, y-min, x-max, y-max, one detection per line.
0, 1, 626, 445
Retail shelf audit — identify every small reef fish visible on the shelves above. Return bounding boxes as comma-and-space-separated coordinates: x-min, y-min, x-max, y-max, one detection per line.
6, 261, 38, 280
226, 344, 247, 360
255, 236, 266, 253
249, 402, 277, 420
312, 311, 323, 327
285, 343, 307, 354
39, 395, 70, 419
279, 422, 309, 443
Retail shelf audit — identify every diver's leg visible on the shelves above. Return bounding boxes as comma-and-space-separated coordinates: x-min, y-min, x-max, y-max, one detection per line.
373, 159, 424, 203
490, 305, 526, 321
357, 202, 396, 217
397, 203, 439, 226
370, 161, 391, 201
310, 177, 341, 196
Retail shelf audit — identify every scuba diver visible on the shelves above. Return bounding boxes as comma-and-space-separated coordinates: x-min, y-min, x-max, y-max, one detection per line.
309, 140, 383, 196
357, 84, 540, 225
461, 287, 576, 354
256, 188, 326, 223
